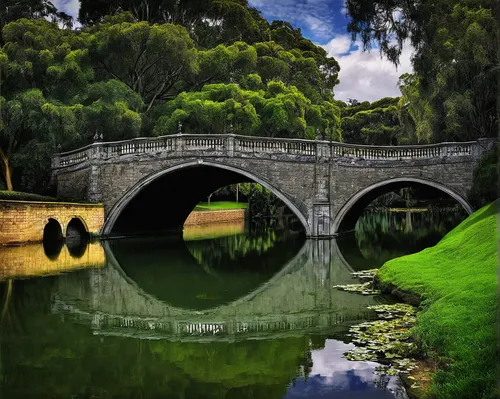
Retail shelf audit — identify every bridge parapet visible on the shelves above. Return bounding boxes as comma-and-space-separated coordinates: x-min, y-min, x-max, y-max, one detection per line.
53, 134, 496, 170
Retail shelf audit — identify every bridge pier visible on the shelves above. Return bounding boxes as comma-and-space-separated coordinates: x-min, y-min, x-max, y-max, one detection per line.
51, 134, 496, 238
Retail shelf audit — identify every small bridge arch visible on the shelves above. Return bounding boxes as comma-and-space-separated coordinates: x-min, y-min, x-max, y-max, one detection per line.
333, 177, 474, 232
102, 160, 311, 236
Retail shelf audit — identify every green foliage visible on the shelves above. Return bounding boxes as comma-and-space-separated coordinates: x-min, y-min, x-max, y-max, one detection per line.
378, 200, 499, 399
153, 82, 341, 139
0, 190, 57, 201
193, 201, 248, 211
0, 5, 342, 193
342, 103, 401, 145
88, 20, 198, 111
468, 145, 499, 208
237, 183, 286, 219
0, 0, 59, 32
346, 0, 499, 143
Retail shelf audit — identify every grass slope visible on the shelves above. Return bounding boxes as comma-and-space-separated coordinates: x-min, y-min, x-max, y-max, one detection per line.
193, 201, 248, 211
378, 200, 499, 399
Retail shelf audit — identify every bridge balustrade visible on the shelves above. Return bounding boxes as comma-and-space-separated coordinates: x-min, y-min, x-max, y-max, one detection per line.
235, 136, 316, 156
53, 134, 495, 169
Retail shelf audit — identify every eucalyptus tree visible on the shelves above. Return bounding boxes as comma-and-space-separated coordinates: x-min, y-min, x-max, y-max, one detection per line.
87, 15, 198, 112
345, 0, 499, 142
0, 0, 57, 31
153, 81, 342, 140
78, 0, 270, 48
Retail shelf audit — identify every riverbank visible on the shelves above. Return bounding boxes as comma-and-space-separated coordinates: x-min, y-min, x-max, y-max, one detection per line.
193, 201, 248, 211
0, 190, 58, 202
377, 200, 498, 398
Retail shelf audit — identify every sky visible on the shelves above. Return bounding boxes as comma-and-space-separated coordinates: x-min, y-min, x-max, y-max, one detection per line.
52, 0, 414, 102
248, 0, 414, 102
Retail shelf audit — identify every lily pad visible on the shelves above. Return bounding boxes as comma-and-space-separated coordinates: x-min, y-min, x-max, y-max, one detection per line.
343, 303, 419, 377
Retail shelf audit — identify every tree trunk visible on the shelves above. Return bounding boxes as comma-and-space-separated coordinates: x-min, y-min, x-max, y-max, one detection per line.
0, 148, 13, 191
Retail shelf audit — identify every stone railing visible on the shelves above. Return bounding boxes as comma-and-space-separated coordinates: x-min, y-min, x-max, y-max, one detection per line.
53, 134, 497, 169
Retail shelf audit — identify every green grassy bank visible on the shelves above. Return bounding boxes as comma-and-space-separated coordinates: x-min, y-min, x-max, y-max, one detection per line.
0, 190, 58, 202
378, 200, 499, 399
193, 201, 248, 211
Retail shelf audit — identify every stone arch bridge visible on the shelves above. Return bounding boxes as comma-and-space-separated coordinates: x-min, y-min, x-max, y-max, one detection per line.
52, 134, 496, 238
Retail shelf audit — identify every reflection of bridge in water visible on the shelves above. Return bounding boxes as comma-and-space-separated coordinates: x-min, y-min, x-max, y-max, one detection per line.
52, 239, 383, 341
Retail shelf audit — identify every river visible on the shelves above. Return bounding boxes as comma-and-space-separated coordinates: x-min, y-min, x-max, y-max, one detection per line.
0, 208, 466, 398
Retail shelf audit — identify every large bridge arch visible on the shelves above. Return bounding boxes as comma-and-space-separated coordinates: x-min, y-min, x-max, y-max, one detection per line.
333, 177, 474, 233
101, 160, 311, 236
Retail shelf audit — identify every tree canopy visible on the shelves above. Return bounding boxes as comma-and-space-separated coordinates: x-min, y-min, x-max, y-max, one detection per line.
345, 0, 499, 142
0, 0, 497, 196
0, 13, 342, 193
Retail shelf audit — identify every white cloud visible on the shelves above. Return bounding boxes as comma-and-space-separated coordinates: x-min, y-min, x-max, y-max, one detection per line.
323, 37, 414, 102
323, 34, 352, 56
51, 0, 80, 18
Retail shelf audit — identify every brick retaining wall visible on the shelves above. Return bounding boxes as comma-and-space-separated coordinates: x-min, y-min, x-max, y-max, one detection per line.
0, 200, 104, 245
184, 209, 247, 226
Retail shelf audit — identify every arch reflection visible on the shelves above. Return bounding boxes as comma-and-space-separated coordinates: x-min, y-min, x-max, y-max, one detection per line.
108, 226, 305, 310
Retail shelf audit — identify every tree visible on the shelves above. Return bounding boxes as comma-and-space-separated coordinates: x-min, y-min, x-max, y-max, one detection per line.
345, 0, 499, 142
88, 18, 198, 112
341, 99, 401, 145
0, 0, 57, 32
0, 89, 81, 191
153, 81, 342, 140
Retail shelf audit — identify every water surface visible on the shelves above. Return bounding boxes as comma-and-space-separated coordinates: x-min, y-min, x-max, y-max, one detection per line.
0, 209, 465, 398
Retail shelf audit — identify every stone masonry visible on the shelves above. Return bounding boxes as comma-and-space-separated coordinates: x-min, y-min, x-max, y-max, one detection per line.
52, 134, 497, 238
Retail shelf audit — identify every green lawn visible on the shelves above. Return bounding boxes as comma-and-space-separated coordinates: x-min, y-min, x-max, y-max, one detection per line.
0, 190, 58, 202
378, 200, 499, 399
193, 201, 248, 211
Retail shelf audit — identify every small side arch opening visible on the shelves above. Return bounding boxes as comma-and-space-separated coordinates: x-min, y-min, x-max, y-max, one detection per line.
43, 218, 63, 259
66, 218, 90, 258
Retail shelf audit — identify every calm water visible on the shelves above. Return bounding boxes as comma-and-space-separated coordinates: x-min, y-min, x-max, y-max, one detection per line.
0, 209, 466, 398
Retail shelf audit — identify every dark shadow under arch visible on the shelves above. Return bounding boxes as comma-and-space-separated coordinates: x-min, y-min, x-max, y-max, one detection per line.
102, 161, 311, 237
333, 177, 473, 233
66, 218, 89, 258
43, 218, 63, 260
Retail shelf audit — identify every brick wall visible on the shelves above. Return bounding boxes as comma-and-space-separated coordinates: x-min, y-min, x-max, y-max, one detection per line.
0, 200, 104, 245
184, 209, 247, 226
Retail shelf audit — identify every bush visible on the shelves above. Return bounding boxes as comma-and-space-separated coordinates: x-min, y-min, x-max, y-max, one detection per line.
0, 190, 58, 202
469, 144, 499, 208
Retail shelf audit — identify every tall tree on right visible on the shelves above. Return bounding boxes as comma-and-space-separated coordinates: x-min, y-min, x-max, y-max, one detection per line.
346, 0, 499, 142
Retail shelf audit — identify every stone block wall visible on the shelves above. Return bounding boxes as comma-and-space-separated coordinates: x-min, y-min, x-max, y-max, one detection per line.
52, 136, 494, 238
0, 200, 104, 245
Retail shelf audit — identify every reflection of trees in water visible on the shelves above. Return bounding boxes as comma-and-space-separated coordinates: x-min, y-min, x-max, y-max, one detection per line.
0, 280, 314, 398
366, 187, 463, 209
355, 208, 467, 266
186, 224, 303, 273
